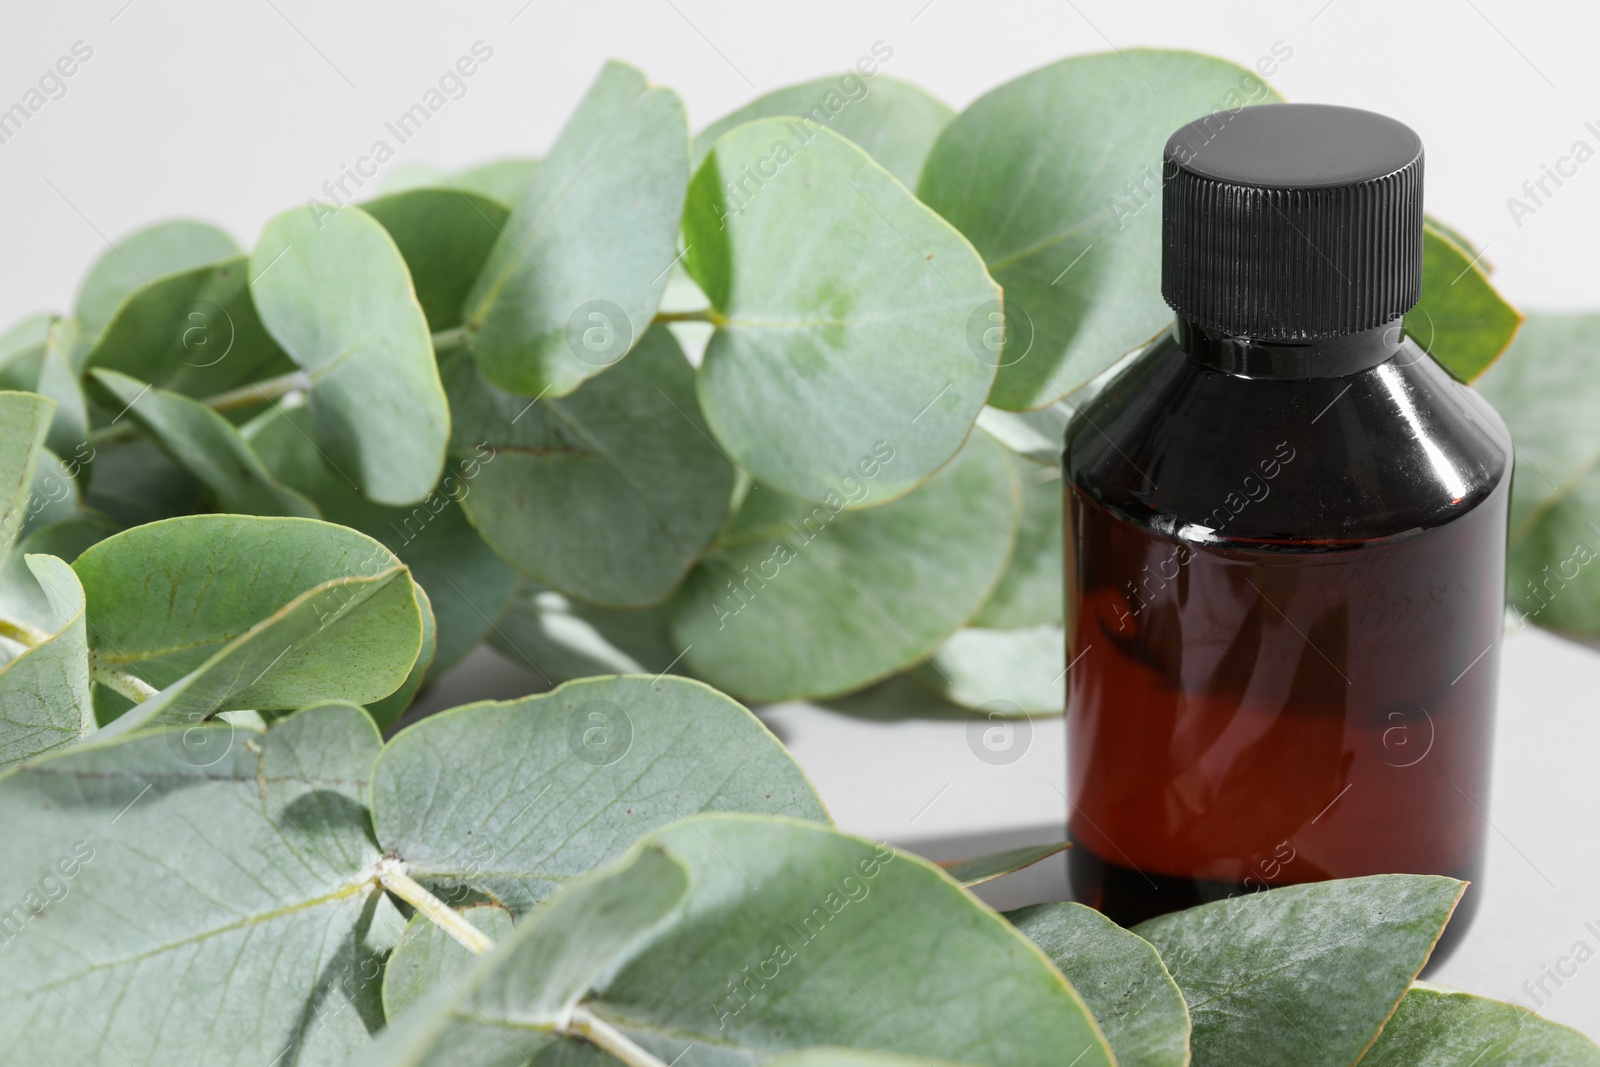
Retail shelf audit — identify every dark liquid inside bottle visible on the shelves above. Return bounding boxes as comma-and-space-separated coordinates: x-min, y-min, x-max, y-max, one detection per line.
1063, 325, 1510, 965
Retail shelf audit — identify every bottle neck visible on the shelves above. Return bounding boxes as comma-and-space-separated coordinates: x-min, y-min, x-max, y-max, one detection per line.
1175, 316, 1406, 380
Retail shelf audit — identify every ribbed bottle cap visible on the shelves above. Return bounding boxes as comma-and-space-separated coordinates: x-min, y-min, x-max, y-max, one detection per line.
1161, 103, 1424, 340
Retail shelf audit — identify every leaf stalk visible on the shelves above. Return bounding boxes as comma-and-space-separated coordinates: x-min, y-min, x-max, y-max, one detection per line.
88, 654, 159, 704
202, 370, 314, 414
563, 1007, 671, 1067
375, 857, 496, 955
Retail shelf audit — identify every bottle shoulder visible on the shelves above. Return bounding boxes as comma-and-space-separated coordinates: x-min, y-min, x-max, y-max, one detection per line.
1062, 332, 1513, 547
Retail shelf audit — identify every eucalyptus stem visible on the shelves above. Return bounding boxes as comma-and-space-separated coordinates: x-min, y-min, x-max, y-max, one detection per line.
203, 370, 313, 414
563, 1008, 669, 1067
375, 858, 495, 955
88, 654, 158, 704
652, 308, 721, 325
431, 325, 472, 350
0, 616, 48, 647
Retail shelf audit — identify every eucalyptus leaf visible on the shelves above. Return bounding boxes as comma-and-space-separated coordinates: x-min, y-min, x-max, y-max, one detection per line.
489, 578, 682, 681
364, 579, 437, 730
0, 554, 93, 767
371, 675, 828, 916
88, 368, 319, 518
1361, 982, 1600, 1065
445, 325, 733, 607
371, 814, 1114, 1067
19, 446, 84, 540
1411, 221, 1522, 382
1010, 901, 1191, 1067
1474, 313, 1600, 634
454, 156, 539, 206
245, 402, 516, 674
251, 204, 450, 506
0, 314, 52, 366
0, 391, 54, 556
381, 904, 514, 1020
357, 843, 691, 1066
73, 219, 240, 341
0, 319, 87, 460
73, 515, 423, 726
941, 840, 1067, 887
673, 432, 1019, 701
1133, 873, 1464, 1067
361, 188, 509, 331
694, 74, 953, 187
912, 624, 1066, 714
83, 254, 298, 396
973, 464, 1062, 627
0, 702, 400, 1065
465, 60, 689, 397
688, 118, 999, 506
918, 51, 1284, 410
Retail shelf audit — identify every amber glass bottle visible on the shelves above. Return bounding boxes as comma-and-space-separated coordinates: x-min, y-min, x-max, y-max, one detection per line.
1063, 104, 1510, 961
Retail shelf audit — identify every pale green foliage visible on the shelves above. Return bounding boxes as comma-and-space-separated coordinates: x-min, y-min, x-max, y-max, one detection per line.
0, 49, 1589, 1067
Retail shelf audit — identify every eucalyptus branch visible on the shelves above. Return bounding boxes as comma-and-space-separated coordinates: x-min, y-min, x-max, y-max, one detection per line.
375, 857, 496, 955
87, 654, 158, 704
652, 308, 722, 325
562, 1007, 669, 1067
0, 615, 49, 647
203, 370, 313, 414
431, 325, 472, 350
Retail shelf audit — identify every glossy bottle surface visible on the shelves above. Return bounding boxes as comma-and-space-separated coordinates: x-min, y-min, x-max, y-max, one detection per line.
1063, 323, 1511, 958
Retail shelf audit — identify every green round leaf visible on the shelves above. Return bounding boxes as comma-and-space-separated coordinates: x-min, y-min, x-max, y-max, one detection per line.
453, 157, 539, 206
942, 841, 1068, 887
73, 219, 240, 341
673, 432, 1019, 701
0, 319, 87, 460
82, 255, 298, 397
358, 843, 691, 1066
1009, 902, 1191, 1067
445, 325, 733, 607
381, 904, 514, 1020
694, 74, 953, 188
371, 675, 828, 917
17, 447, 85, 541
1362, 983, 1600, 1066
1475, 313, 1600, 635
251, 204, 450, 506
245, 402, 516, 675
918, 51, 1284, 410
687, 118, 999, 506
1134, 874, 1464, 1067
364, 579, 437, 730
974, 464, 1062, 628
88, 369, 319, 518
465, 61, 689, 397
368, 815, 1114, 1067
0, 390, 54, 556
0, 703, 399, 1065
361, 188, 509, 331
0, 554, 92, 767
912, 624, 1065, 714
1411, 221, 1522, 382
597, 816, 1114, 1066
74, 515, 423, 725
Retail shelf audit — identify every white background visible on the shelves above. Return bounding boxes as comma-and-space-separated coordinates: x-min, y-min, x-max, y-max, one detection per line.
5, 0, 1599, 1040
